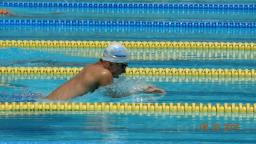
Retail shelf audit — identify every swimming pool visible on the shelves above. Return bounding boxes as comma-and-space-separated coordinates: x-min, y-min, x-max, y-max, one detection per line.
0, 1, 256, 143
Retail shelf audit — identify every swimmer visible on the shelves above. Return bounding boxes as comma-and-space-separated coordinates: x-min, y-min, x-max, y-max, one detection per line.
0, 9, 63, 17
0, 9, 12, 15
47, 42, 165, 100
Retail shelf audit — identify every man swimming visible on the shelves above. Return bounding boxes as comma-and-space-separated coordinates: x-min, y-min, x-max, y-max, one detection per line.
0, 9, 63, 17
0, 9, 12, 15
47, 42, 165, 100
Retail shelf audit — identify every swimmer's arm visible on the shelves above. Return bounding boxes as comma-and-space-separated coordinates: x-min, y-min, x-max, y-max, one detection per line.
73, 72, 113, 98
47, 72, 101, 100
107, 85, 165, 98
46, 78, 92, 100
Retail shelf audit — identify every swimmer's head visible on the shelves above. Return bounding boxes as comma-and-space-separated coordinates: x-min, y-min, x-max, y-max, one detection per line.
102, 42, 129, 63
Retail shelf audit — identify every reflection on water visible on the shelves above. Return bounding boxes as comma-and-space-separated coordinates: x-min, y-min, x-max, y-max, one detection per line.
0, 82, 43, 102
0, 112, 254, 142
0, 48, 96, 67
12, 59, 85, 67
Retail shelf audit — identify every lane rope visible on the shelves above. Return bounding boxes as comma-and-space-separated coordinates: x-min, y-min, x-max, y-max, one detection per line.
1, 2, 255, 10
0, 67, 255, 77
0, 102, 255, 114
20, 46, 256, 60
1, 74, 256, 84
1, 19, 256, 28
0, 40, 255, 50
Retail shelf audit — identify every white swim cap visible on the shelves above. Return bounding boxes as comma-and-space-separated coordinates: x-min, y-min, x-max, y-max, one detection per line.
102, 42, 129, 63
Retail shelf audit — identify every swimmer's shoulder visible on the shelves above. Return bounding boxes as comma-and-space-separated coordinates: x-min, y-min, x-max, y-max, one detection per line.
91, 64, 113, 85
82, 64, 112, 78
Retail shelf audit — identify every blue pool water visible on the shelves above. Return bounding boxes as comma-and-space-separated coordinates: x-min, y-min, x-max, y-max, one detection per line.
2, 6, 255, 21
1, 48, 256, 68
0, 112, 255, 143
1, 2, 256, 42
1, 0, 256, 143
0, 48, 256, 104
2, 77, 256, 104
1, 25, 256, 41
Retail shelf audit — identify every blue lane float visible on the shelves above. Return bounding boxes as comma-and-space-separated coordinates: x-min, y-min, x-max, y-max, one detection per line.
0, 2, 255, 10
1, 19, 256, 28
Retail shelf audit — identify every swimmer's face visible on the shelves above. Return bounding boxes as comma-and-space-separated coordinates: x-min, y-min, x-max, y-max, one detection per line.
111, 63, 128, 78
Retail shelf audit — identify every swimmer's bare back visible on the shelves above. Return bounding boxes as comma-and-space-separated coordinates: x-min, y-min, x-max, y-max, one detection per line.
47, 63, 113, 100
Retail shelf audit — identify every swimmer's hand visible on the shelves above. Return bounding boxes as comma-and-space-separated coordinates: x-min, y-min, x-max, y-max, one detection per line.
144, 86, 166, 95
